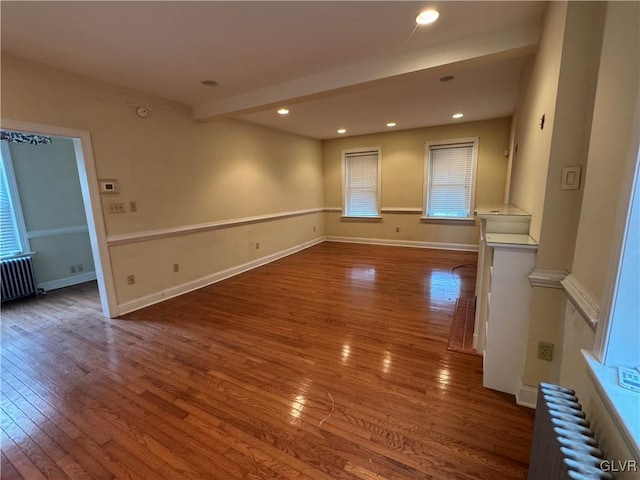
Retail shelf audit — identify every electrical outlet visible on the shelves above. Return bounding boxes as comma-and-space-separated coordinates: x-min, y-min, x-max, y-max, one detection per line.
77, 263, 84, 272
173, 263, 179, 273
129, 201, 137, 212
109, 202, 125, 214
396, 227, 400, 233
255, 242, 260, 250
70, 265, 77, 274
127, 274, 135, 285
537, 341, 554, 361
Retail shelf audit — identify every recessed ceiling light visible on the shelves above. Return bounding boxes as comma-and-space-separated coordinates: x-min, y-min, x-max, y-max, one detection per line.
386, 122, 397, 127
201, 80, 219, 87
416, 9, 440, 25
277, 108, 290, 115
452, 113, 464, 119
440, 75, 455, 82
337, 129, 347, 134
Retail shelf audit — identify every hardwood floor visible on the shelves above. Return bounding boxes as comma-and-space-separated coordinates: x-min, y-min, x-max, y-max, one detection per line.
1, 242, 534, 480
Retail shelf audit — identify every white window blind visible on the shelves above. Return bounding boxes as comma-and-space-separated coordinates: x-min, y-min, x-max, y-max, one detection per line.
0, 151, 23, 257
426, 143, 475, 218
344, 151, 379, 217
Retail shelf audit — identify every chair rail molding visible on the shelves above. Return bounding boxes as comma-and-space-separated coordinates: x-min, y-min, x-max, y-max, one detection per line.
107, 208, 323, 246
561, 274, 600, 330
27, 225, 89, 239
528, 268, 567, 289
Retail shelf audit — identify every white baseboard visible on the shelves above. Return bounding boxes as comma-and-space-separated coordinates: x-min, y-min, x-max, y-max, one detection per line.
516, 382, 538, 409
325, 235, 478, 252
117, 237, 324, 315
39, 271, 97, 292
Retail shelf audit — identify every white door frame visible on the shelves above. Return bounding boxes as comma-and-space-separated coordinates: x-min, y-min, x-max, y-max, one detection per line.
1, 118, 117, 318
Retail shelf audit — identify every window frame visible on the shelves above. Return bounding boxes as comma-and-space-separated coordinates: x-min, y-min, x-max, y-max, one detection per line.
0, 141, 30, 259
584, 106, 640, 456
341, 147, 382, 219
422, 137, 479, 221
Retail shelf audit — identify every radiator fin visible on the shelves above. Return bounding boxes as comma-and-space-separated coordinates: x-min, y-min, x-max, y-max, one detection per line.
528, 382, 614, 480
1, 257, 38, 302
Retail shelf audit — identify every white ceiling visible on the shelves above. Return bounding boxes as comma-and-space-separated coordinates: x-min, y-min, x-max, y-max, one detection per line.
1, 1, 547, 139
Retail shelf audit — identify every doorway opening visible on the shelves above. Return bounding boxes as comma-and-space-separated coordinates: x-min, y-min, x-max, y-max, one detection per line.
1, 119, 117, 317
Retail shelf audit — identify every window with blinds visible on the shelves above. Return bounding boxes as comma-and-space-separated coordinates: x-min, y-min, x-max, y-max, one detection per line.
0, 145, 26, 258
424, 140, 478, 218
343, 149, 380, 217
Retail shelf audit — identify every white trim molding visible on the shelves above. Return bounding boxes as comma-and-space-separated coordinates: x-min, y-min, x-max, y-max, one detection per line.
528, 268, 567, 288
107, 208, 323, 246
325, 207, 425, 214
561, 274, 600, 330
39, 271, 97, 292
27, 225, 89, 239
325, 236, 478, 252
583, 350, 640, 459
0, 142, 31, 255
118, 237, 323, 315
381, 207, 423, 214
516, 382, 538, 409
1, 118, 118, 318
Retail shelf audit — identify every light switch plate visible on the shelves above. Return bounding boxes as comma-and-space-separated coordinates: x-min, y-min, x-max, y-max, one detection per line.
561, 167, 581, 190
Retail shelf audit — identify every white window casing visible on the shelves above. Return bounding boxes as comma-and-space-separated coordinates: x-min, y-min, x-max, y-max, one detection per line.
342, 147, 381, 218
0, 142, 30, 258
423, 138, 479, 220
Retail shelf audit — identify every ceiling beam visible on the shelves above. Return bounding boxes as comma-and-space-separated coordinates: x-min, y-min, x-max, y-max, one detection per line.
193, 24, 540, 121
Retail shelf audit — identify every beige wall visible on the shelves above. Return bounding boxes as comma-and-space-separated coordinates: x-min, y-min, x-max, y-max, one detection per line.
508, 1, 566, 241
514, 1, 639, 466
509, 1, 605, 387
536, 0, 605, 270
9, 137, 95, 285
323, 117, 512, 246
1, 54, 324, 308
558, 1, 640, 468
571, 1, 640, 302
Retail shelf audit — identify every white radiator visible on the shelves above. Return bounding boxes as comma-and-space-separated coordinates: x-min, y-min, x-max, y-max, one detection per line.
528, 382, 613, 480
1, 256, 38, 302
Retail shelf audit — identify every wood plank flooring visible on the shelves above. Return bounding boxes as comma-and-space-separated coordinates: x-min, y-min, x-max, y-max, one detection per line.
1, 242, 534, 479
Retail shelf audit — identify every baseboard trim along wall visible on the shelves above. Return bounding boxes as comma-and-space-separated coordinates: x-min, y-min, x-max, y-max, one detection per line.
325, 236, 479, 252
107, 207, 324, 246
516, 382, 538, 409
117, 237, 324, 315
39, 271, 97, 292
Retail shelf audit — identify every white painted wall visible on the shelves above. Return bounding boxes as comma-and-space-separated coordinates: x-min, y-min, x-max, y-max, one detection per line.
9, 137, 96, 289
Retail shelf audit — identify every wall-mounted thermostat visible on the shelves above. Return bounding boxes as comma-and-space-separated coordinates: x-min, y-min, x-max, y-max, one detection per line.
99, 179, 119, 194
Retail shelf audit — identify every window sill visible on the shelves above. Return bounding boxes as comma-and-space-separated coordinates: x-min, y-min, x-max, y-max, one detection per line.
0, 251, 36, 260
420, 217, 476, 225
582, 349, 640, 459
341, 216, 382, 221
